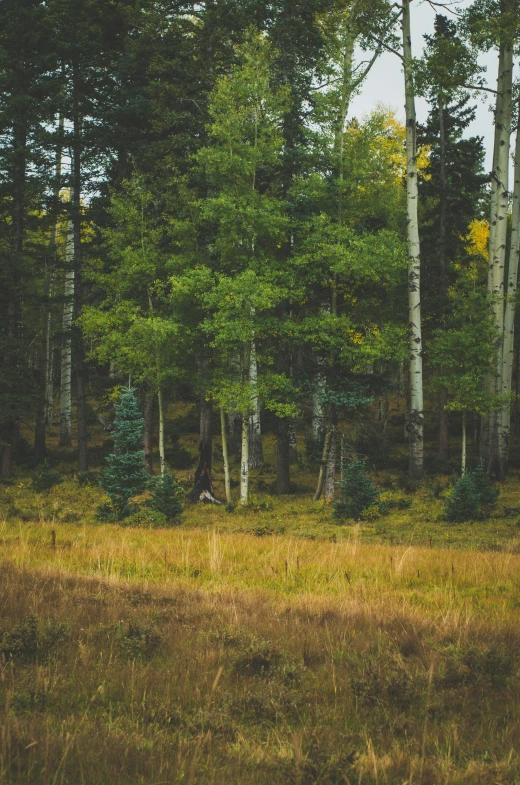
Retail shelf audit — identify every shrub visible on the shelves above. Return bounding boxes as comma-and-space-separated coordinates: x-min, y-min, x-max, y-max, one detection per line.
115, 620, 161, 660
333, 459, 379, 522
32, 463, 63, 493
445, 465, 498, 522
99, 387, 148, 519
122, 509, 168, 528
77, 469, 102, 487
0, 614, 69, 663
145, 469, 184, 523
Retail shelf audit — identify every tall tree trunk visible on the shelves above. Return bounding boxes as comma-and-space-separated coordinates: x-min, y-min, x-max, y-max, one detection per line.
35, 116, 64, 461
158, 388, 165, 475
499, 95, 520, 474
437, 94, 450, 458
220, 407, 232, 505
199, 395, 212, 473
314, 419, 332, 501
240, 342, 250, 505
143, 391, 154, 474
248, 341, 263, 468
488, 36, 513, 478
461, 412, 467, 476
228, 410, 242, 459
289, 418, 298, 462
71, 70, 88, 473
276, 417, 291, 494
324, 413, 337, 502
403, 0, 424, 479
312, 368, 326, 444
59, 222, 74, 448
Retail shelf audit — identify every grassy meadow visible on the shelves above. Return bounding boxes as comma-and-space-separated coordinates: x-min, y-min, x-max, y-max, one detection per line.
2, 406, 520, 783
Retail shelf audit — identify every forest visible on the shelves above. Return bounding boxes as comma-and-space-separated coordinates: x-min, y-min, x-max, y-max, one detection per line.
2, 1, 520, 783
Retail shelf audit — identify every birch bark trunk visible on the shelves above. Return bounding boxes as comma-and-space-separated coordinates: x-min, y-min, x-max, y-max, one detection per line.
59, 221, 74, 448
437, 95, 449, 459
403, 0, 424, 479
248, 341, 263, 468
489, 37, 513, 478
220, 407, 232, 505
499, 95, 520, 473
240, 342, 251, 505
158, 388, 166, 475
324, 422, 337, 503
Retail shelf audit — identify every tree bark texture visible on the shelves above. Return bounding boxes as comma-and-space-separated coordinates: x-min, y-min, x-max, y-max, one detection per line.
143, 392, 154, 474
59, 222, 74, 448
276, 417, 291, 495
324, 423, 337, 503
248, 342, 263, 468
220, 407, 232, 505
490, 35, 513, 478
403, 0, 424, 479
158, 389, 166, 475
499, 94, 520, 474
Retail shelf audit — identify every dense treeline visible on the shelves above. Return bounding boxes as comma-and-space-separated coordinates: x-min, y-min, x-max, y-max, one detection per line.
1, 0, 519, 502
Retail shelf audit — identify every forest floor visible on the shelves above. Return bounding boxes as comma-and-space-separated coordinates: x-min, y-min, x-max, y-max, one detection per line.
1, 404, 520, 783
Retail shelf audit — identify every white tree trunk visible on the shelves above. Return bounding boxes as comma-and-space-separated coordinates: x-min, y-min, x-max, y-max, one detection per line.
499, 96, 520, 472
240, 409, 249, 505
220, 407, 232, 505
461, 412, 467, 476
312, 370, 326, 443
158, 388, 165, 475
44, 271, 55, 425
402, 0, 424, 479
491, 40, 514, 476
59, 221, 74, 447
248, 341, 263, 468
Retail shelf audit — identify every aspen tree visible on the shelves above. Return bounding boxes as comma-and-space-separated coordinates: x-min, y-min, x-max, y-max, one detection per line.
402, 0, 424, 479
59, 221, 74, 448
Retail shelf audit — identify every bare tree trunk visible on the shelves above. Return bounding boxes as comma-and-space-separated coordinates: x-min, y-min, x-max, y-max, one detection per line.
439, 388, 449, 458
499, 95, 520, 475
312, 370, 326, 443
289, 418, 298, 462
276, 417, 291, 494
324, 414, 337, 503
314, 421, 332, 501
240, 407, 249, 505
490, 36, 513, 478
35, 116, 64, 460
248, 342, 263, 468
437, 95, 450, 459
59, 222, 74, 448
240, 341, 251, 505
403, 0, 424, 479
220, 407, 232, 505
143, 392, 154, 474
461, 412, 467, 476
228, 410, 242, 459
158, 388, 165, 475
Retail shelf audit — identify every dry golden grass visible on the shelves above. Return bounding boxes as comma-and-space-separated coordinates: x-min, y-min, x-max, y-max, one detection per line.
1, 516, 520, 783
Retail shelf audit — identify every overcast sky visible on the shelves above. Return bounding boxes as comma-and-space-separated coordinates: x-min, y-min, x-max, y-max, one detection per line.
349, 0, 507, 172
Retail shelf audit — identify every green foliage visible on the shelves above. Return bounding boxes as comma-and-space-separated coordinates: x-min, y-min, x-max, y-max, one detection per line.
0, 614, 69, 663
115, 620, 161, 661
100, 387, 148, 519
333, 460, 379, 522
145, 469, 184, 524
445, 465, 498, 522
122, 509, 169, 528
31, 463, 63, 493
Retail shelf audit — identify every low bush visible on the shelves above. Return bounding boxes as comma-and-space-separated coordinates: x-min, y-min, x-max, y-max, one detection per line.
145, 469, 184, 523
31, 463, 63, 493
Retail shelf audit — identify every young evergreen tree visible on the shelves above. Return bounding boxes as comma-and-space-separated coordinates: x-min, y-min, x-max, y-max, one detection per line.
333, 459, 379, 522
100, 386, 148, 519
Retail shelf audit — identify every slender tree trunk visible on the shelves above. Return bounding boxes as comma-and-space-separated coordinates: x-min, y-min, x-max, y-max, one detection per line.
312, 368, 326, 443
403, 0, 424, 479
59, 222, 74, 448
499, 96, 520, 475
143, 392, 154, 474
289, 419, 298, 462
199, 395, 212, 472
276, 417, 291, 494
158, 388, 165, 475
220, 407, 232, 505
491, 36, 513, 478
248, 342, 263, 468
324, 412, 337, 502
35, 117, 64, 460
461, 412, 467, 476
240, 341, 251, 505
228, 410, 242, 459
314, 421, 332, 501
240, 408, 249, 505
71, 74, 88, 473
437, 95, 450, 459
